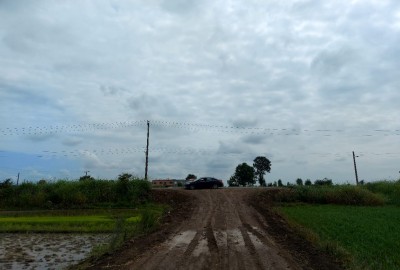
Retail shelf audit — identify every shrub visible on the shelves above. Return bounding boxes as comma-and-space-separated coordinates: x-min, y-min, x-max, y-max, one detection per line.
314, 178, 333, 186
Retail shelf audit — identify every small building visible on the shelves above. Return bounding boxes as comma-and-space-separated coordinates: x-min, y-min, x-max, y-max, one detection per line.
152, 179, 175, 187
152, 179, 186, 187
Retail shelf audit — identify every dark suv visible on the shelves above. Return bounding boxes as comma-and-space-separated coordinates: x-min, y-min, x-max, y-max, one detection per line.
185, 177, 224, 190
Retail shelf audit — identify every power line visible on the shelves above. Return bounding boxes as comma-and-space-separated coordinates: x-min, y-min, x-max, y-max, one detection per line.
0, 147, 397, 159
1, 120, 399, 137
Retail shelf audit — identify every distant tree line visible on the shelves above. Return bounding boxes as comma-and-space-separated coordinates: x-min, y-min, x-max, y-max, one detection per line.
265, 177, 334, 187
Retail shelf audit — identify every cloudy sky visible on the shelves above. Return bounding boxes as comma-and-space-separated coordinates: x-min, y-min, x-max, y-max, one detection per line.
1, 0, 399, 184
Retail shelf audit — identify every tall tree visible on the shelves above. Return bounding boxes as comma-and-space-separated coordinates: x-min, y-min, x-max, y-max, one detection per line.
296, 178, 303, 186
232, 163, 255, 186
253, 156, 271, 187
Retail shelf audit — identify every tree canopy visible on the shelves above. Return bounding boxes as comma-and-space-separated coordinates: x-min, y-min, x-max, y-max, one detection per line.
231, 163, 255, 186
253, 156, 271, 187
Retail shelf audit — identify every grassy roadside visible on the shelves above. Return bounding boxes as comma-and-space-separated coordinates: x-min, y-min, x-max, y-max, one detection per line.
261, 181, 400, 270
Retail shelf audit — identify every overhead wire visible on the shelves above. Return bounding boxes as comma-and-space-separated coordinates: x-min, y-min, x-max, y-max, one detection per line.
1, 120, 399, 163
1, 120, 399, 137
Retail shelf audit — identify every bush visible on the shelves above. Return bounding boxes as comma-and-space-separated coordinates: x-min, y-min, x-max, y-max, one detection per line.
314, 178, 333, 186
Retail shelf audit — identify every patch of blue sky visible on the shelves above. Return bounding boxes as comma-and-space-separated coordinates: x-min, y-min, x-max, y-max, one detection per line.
0, 151, 81, 182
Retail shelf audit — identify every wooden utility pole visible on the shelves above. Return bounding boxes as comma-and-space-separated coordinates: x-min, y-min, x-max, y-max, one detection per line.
352, 151, 359, 185
145, 120, 150, 180
17, 172, 20, 186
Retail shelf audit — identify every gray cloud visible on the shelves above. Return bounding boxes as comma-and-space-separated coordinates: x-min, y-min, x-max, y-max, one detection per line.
242, 135, 266, 145
100, 85, 129, 96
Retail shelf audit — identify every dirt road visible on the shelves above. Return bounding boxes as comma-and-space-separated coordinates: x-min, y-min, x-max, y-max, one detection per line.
86, 188, 342, 270
129, 188, 299, 270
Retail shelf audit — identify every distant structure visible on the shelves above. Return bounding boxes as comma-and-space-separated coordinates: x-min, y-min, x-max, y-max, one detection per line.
151, 179, 186, 187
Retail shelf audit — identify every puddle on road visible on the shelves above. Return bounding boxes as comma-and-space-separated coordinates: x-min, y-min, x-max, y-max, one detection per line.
167, 230, 196, 250
0, 233, 110, 270
247, 231, 264, 249
192, 236, 209, 257
227, 229, 245, 247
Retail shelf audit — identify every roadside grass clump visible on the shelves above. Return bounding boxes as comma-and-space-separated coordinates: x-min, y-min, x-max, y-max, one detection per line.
279, 205, 400, 270
137, 205, 163, 233
271, 185, 385, 206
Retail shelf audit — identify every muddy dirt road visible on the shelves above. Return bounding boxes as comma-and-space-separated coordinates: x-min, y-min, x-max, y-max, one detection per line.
130, 188, 299, 270
87, 188, 342, 270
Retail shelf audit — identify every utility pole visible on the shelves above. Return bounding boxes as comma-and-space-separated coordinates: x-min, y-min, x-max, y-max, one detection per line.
352, 151, 359, 185
17, 172, 20, 186
145, 120, 150, 181
84, 170, 90, 176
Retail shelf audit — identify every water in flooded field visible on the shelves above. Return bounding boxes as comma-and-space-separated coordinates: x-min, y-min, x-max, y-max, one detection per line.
0, 233, 110, 270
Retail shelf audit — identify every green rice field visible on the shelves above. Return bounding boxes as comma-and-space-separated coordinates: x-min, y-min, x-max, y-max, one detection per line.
0, 208, 154, 233
279, 205, 400, 270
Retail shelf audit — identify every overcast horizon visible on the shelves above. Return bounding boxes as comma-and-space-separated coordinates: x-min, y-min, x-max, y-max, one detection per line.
1, 0, 400, 184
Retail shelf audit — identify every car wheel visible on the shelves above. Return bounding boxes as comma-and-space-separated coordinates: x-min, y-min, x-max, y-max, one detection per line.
190, 185, 195, 190
212, 184, 218, 189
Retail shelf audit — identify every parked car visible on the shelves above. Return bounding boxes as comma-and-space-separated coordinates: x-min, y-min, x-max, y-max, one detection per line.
185, 177, 224, 190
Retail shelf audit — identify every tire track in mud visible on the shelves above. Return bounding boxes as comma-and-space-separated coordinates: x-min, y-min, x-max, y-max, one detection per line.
220, 190, 249, 269
239, 225, 264, 269
176, 191, 219, 269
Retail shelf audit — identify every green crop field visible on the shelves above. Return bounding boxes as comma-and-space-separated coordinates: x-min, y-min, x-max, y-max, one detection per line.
279, 205, 400, 270
0, 210, 141, 233
0, 208, 158, 233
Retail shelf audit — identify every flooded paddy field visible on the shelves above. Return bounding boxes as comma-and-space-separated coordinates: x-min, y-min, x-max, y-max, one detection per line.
0, 233, 110, 270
